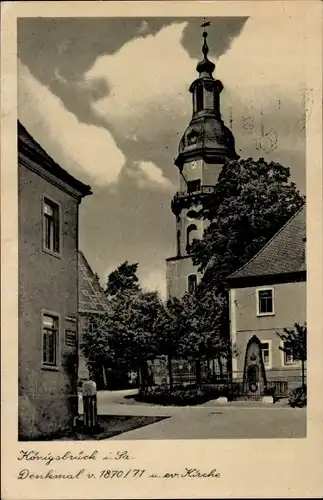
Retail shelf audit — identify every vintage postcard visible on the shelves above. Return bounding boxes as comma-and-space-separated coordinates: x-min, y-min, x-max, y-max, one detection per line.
1, 1, 323, 498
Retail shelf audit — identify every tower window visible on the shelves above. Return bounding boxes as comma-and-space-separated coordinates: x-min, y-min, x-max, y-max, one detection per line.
186, 224, 198, 249
196, 85, 204, 111
187, 179, 201, 193
188, 274, 197, 294
187, 209, 199, 220
176, 229, 181, 256
187, 131, 197, 145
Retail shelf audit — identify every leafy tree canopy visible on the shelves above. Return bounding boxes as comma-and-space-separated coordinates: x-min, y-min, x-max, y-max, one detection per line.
191, 157, 305, 290
277, 322, 307, 362
155, 296, 187, 357
83, 260, 163, 373
105, 261, 140, 297
179, 291, 226, 360
276, 322, 307, 388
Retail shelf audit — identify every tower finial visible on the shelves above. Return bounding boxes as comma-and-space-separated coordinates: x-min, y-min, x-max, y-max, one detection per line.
201, 20, 211, 58
196, 20, 214, 75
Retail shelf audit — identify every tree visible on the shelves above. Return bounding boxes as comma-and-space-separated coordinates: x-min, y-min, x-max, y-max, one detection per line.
155, 290, 226, 389
104, 261, 140, 297
83, 261, 162, 388
276, 323, 307, 388
188, 158, 305, 379
179, 290, 226, 385
155, 296, 186, 391
81, 312, 117, 387
121, 290, 163, 384
191, 158, 305, 288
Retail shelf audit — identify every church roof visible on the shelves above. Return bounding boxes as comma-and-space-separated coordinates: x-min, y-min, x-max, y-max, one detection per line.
228, 205, 306, 282
18, 120, 92, 197
177, 115, 238, 161
78, 252, 109, 314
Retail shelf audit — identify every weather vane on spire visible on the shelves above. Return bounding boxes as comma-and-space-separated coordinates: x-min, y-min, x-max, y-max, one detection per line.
201, 19, 211, 58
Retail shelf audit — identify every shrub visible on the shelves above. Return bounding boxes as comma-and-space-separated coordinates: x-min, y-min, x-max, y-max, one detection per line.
136, 384, 226, 406
227, 381, 243, 401
288, 385, 307, 408
263, 386, 276, 398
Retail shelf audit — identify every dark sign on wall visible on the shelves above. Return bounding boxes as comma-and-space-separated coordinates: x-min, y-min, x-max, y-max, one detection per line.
65, 329, 77, 347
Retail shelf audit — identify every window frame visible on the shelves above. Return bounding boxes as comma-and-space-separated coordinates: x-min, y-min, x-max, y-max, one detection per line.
280, 340, 301, 367
256, 287, 275, 317
260, 339, 272, 370
42, 195, 62, 258
186, 223, 198, 249
41, 310, 60, 370
187, 274, 198, 294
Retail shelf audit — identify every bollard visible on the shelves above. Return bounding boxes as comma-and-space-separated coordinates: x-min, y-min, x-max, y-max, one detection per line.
82, 380, 97, 430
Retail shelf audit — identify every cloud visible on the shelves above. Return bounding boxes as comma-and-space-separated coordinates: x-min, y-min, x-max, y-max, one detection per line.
84, 16, 306, 188
217, 15, 306, 95
18, 61, 125, 186
215, 16, 306, 168
85, 22, 194, 142
126, 161, 173, 191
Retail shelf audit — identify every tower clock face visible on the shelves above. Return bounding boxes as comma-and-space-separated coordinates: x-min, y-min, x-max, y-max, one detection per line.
188, 161, 197, 171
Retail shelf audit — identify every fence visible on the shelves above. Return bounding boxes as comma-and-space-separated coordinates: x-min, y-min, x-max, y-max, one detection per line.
226, 380, 289, 399
147, 358, 305, 399
147, 357, 229, 387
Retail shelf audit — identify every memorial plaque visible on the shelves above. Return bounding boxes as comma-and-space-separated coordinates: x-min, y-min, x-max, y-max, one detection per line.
65, 329, 76, 347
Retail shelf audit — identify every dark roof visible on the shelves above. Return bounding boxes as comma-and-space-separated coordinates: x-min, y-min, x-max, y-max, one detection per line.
228, 205, 306, 281
18, 120, 92, 197
78, 252, 109, 314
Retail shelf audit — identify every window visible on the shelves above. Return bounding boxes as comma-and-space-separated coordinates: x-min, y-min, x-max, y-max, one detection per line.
187, 131, 197, 145
283, 342, 294, 364
188, 274, 197, 294
282, 341, 295, 365
186, 224, 197, 249
43, 198, 60, 254
196, 85, 204, 111
187, 179, 201, 193
257, 288, 274, 315
176, 229, 181, 256
187, 209, 199, 220
260, 341, 271, 368
42, 314, 58, 366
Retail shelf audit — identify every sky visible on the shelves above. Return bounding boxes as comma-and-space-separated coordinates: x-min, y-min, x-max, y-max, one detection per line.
18, 16, 308, 299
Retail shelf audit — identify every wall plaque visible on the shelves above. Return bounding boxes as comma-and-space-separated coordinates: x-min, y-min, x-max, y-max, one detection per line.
65, 329, 77, 346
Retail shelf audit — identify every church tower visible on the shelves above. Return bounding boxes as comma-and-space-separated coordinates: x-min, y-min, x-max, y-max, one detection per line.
166, 26, 238, 298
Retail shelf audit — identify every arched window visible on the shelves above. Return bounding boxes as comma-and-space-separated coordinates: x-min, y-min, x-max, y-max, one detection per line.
196, 85, 204, 111
187, 274, 197, 294
176, 229, 181, 256
186, 223, 197, 249
187, 209, 199, 220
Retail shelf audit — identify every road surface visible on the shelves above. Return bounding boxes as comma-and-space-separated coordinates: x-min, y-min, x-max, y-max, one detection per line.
79, 389, 306, 440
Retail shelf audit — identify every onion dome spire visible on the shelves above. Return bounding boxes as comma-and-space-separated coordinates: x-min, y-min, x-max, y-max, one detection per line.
196, 21, 215, 76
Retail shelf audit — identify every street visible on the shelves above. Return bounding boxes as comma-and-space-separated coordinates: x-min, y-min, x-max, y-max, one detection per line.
79, 390, 306, 440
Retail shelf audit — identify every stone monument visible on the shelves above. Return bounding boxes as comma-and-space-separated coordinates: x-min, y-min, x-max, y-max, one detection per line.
242, 335, 267, 398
